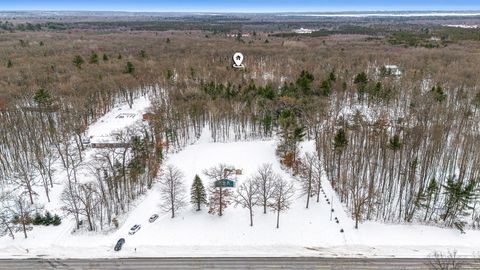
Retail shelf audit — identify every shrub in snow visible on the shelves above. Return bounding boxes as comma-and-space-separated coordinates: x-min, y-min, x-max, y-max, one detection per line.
52, 215, 62, 226
31, 211, 62, 226
44, 211, 53, 226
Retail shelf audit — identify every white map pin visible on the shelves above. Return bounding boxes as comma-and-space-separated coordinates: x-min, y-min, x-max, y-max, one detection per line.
233, 52, 245, 68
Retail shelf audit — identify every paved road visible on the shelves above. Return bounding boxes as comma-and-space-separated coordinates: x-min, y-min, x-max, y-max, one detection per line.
0, 257, 479, 270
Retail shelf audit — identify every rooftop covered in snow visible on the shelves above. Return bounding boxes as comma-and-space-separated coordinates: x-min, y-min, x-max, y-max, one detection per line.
86, 96, 151, 146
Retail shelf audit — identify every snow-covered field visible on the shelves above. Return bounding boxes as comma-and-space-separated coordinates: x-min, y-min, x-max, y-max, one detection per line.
1, 98, 479, 259
280, 12, 480, 17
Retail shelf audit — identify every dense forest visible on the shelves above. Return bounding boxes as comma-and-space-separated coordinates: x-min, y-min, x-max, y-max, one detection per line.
1, 21, 480, 237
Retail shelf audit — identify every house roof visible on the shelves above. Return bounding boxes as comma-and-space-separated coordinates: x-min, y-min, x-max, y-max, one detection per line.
87, 96, 150, 144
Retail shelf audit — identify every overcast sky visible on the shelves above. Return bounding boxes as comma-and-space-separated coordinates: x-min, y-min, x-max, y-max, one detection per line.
2, 0, 480, 12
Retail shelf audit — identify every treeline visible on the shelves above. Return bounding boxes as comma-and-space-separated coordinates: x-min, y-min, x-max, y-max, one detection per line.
148, 70, 335, 147
0, 21, 45, 32
317, 73, 480, 232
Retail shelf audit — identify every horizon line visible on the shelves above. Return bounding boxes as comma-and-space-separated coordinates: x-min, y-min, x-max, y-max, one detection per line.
2, 9, 480, 14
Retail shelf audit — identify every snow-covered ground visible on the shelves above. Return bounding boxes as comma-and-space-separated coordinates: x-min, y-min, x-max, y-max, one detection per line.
0, 98, 479, 259
443, 24, 479, 29
280, 12, 480, 17
87, 96, 150, 145
32, 96, 152, 210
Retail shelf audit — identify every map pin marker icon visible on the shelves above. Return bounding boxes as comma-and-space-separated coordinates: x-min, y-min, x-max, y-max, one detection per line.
233, 52, 244, 68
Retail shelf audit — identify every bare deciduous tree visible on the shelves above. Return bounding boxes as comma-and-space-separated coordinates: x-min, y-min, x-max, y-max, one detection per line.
204, 164, 235, 216
235, 178, 259, 226
254, 163, 278, 214
159, 165, 186, 218
8, 197, 39, 239
269, 177, 295, 229
297, 153, 322, 208
427, 251, 464, 270
0, 193, 15, 239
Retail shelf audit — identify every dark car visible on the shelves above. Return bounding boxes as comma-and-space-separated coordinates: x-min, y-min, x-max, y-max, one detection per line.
114, 238, 125, 251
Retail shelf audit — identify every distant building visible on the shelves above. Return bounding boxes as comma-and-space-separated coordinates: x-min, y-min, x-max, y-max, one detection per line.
87, 111, 145, 148
443, 24, 478, 29
88, 130, 129, 148
227, 33, 250, 38
294, 28, 314, 34
377, 64, 402, 77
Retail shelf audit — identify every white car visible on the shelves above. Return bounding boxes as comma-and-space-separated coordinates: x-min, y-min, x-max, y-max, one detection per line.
128, 224, 141, 235
149, 214, 159, 223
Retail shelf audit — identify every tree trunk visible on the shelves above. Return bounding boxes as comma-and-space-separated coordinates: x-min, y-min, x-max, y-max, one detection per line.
249, 207, 253, 227
306, 178, 311, 209
276, 209, 280, 229
87, 210, 94, 231
27, 181, 34, 204
263, 195, 267, 214
22, 221, 27, 239
219, 186, 223, 216
336, 152, 341, 191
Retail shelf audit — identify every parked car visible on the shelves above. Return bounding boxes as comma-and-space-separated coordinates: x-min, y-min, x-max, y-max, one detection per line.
149, 214, 159, 223
114, 238, 125, 251
128, 224, 141, 235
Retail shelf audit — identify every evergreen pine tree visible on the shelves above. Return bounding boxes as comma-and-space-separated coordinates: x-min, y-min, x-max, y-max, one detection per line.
332, 128, 348, 190
32, 212, 43, 225
125, 61, 134, 74
329, 70, 337, 82
431, 85, 446, 102
441, 176, 477, 232
422, 177, 438, 221
73, 55, 84, 69
33, 88, 52, 107
44, 211, 53, 226
278, 109, 305, 169
296, 70, 315, 95
319, 79, 332, 97
191, 175, 207, 211
52, 214, 62, 226
333, 128, 348, 150
6, 59, 12, 68
354, 72, 368, 99
388, 134, 402, 151
89, 51, 99, 64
